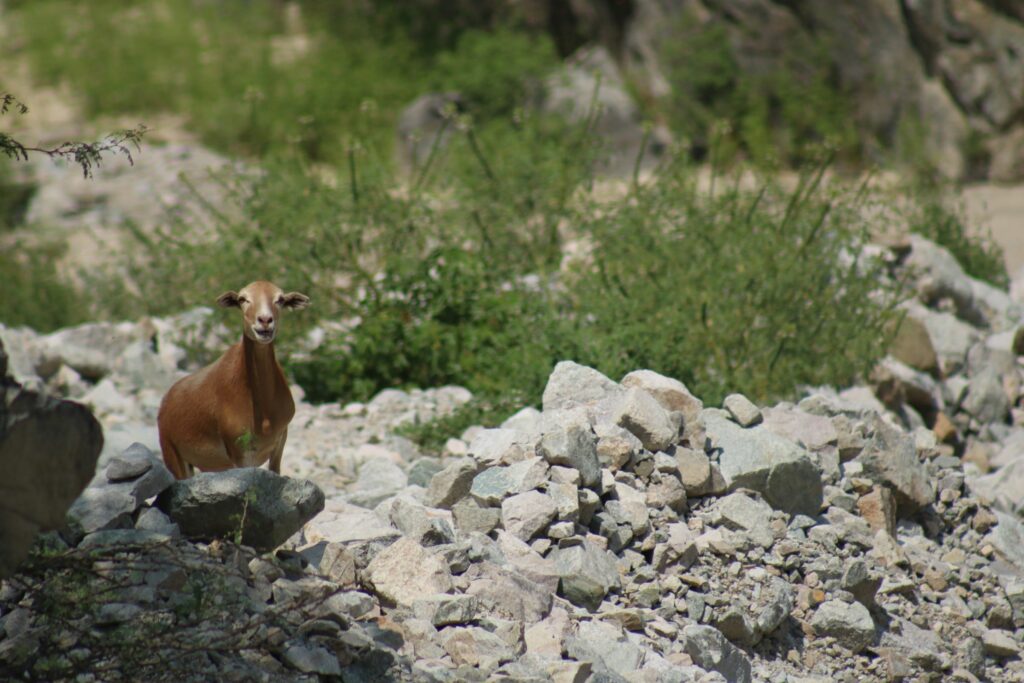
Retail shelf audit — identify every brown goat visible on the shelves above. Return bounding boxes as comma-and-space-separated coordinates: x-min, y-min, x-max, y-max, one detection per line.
157, 281, 310, 479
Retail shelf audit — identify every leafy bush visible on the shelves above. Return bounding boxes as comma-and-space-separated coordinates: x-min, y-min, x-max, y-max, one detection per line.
568, 158, 901, 405
290, 246, 583, 405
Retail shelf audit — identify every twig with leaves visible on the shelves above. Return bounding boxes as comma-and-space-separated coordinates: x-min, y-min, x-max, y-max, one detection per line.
0, 93, 147, 177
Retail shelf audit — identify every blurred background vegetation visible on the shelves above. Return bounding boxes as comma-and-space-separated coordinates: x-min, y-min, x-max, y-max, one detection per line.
0, 0, 1010, 441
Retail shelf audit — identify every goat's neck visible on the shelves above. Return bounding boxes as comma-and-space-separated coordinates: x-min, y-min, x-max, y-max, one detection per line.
241, 336, 282, 435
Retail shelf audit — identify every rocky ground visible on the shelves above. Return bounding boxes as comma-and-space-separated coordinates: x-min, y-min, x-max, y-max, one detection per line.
3, 233, 1024, 682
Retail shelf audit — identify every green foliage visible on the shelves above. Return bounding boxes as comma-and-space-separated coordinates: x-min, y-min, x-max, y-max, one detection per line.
395, 394, 529, 453
298, 1, 519, 56
569, 157, 901, 405
433, 29, 558, 119
289, 245, 584, 404
902, 181, 1009, 289
661, 14, 858, 168
0, 158, 34, 230
0, 245, 89, 331
235, 430, 256, 451
90, 109, 902, 437
7, 0, 424, 162
6, 0, 994, 451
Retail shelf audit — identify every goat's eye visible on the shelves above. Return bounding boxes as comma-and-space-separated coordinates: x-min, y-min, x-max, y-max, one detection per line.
238, 297, 249, 305
275, 297, 284, 306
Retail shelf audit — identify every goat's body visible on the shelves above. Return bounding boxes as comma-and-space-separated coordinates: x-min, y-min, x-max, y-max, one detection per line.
158, 338, 295, 479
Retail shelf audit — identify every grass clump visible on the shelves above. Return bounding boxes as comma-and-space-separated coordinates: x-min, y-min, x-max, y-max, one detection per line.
6, 0, 425, 163
5, 1, 556, 167
0, 246, 88, 332
901, 180, 1008, 289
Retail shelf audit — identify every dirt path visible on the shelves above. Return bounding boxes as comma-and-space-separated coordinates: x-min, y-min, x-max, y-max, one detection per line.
963, 183, 1024, 276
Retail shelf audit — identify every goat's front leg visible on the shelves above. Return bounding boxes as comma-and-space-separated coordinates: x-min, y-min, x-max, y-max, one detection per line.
268, 427, 287, 474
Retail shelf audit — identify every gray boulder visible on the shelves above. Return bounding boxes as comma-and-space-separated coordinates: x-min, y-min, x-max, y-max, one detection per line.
902, 302, 980, 374
989, 511, 1024, 571
723, 393, 762, 427
501, 490, 557, 542
468, 427, 533, 466
906, 234, 1018, 327
855, 415, 935, 515
386, 497, 455, 546
396, 92, 462, 173
550, 540, 621, 609
962, 367, 1011, 424
283, 643, 341, 676
440, 625, 515, 670
810, 600, 876, 653
427, 459, 479, 509
465, 561, 554, 623
621, 369, 703, 428
716, 492, 776, 549
969, 458, 1024, 515
703, 411, 823, 516
612, 386, 678, 452
470, 457, 549, 505
344, 457, 408, 509
682, 625, 752, 683
567, 619, 645, 678
156, 468, 324, 552
363, 536, 453, 607
537, 408, 601, 489
542, 361, 621, 413
68, 443, 174, 536
1, 343, 103, 576
539, 46, 671, 176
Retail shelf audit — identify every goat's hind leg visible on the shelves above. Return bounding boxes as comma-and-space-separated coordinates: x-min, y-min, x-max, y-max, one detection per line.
268, 428, 287, 475
160, 434, 191, 480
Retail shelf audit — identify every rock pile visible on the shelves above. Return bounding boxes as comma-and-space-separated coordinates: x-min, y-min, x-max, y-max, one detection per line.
3, 232, 1024, 681
2, 443, 355, 682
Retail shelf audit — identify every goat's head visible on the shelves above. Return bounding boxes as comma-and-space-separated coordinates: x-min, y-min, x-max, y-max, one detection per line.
217, 281, 310, 344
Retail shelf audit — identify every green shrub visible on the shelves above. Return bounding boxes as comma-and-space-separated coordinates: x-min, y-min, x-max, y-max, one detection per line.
298, 1, 519, 56
99, 100, 600, 316
432, 28, 558, 119
567, 157, 901, 405
661, 14, 858, 168
289, 245, 584, 405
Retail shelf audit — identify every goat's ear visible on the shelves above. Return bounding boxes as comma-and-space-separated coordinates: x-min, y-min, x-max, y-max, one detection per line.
280, 292, 311, 310
217, 291, 242, 308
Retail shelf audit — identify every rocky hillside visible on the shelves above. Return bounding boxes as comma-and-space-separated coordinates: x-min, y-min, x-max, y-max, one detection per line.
1, 232, 1024, 681
550, 0, 1024, 181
